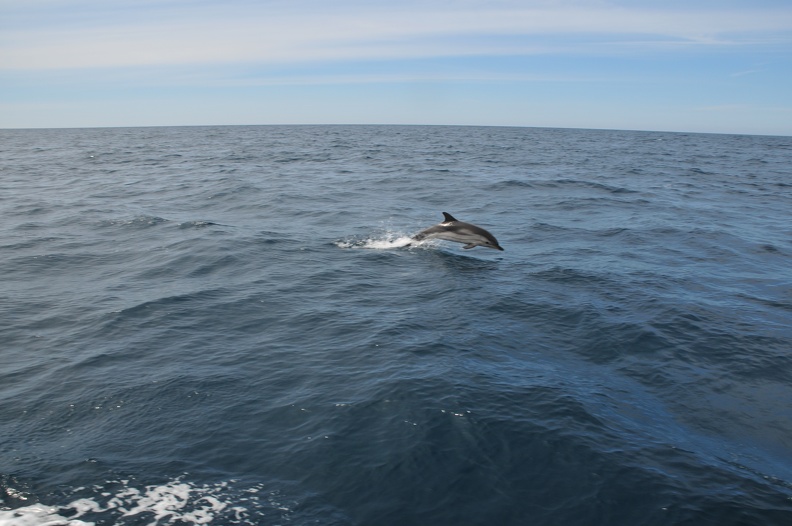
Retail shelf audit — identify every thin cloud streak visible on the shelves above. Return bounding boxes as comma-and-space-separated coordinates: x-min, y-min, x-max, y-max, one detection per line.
2, 4, 791, 70
199, 71, 623, 88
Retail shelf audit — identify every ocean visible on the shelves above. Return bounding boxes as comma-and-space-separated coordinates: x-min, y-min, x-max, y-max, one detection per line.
1, 125, 791, 525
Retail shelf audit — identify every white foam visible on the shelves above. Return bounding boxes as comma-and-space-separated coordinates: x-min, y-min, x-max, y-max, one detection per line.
0, 503, 93, 526
0, 478, 267, 526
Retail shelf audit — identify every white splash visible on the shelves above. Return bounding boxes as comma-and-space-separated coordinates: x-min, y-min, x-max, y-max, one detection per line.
335, 232, 432, 250
0, 478, 270, 526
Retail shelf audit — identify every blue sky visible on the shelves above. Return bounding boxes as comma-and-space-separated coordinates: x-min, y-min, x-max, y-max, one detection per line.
2, 0, 791, 134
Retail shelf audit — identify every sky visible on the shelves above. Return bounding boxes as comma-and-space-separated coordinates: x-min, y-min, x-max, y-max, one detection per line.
1, 0, 791, 135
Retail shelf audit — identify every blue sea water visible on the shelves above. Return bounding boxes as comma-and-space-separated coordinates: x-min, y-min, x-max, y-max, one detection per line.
1, 125, 791, 525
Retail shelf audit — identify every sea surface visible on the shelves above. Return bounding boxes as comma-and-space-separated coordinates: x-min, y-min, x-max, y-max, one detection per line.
1, 125, 791, 525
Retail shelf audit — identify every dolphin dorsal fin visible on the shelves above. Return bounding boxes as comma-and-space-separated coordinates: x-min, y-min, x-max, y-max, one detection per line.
441, 212, 458, 223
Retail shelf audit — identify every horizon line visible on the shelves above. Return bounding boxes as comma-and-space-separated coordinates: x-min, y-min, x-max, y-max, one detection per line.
1, 122, 789, 138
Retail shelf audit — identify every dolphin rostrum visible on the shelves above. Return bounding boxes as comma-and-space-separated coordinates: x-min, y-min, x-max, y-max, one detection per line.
410, 212, 504, 251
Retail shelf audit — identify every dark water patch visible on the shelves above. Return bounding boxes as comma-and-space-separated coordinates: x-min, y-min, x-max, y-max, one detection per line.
488, 179, 536, 189
514, 178, 641, 195
689, 167, 715, 175
177, 220, 219, 229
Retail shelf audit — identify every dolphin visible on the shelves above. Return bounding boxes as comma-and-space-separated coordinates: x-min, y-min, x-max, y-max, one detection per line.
410, 212, 504, 251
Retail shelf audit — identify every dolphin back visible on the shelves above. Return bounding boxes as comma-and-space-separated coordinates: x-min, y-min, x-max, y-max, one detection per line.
412, 212, 504, 251
411, 224, 447, 241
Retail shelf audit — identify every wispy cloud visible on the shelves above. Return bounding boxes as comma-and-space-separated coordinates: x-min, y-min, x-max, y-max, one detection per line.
2, 1, 791, 70
730, 69, 763, 77
2, 1, 790, 133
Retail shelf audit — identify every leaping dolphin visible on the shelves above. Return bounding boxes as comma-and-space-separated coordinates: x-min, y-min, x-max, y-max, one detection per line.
410, 212, 504, 251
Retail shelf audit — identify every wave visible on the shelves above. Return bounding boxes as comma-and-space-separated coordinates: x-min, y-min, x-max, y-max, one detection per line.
490, 178, 639, 194
98, 215, 169, 229
98, 216, 220, 230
